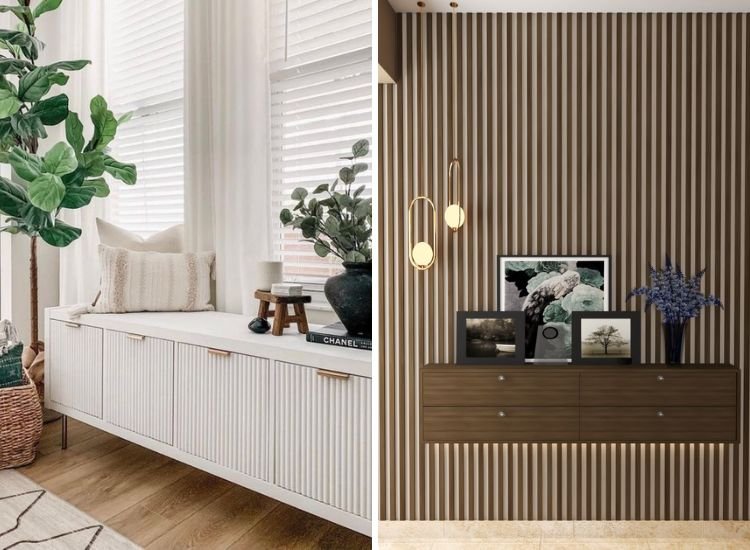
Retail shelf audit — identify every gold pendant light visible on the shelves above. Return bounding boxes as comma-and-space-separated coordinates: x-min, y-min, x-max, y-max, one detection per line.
409, 196, 437, 270
445, 1, 465, 231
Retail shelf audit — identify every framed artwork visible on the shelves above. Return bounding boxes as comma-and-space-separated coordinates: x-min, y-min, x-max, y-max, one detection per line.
497, 255, 610, 362
572, 312, 641, 365
456, 311, 525, 365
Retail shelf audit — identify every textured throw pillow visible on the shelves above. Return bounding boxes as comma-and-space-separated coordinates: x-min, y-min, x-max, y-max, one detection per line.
92, 245, 215, 313
0, 343, 24, 389
96, 218, 184, 252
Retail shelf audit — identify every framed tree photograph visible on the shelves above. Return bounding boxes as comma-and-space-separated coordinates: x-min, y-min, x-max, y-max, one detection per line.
456, 311, 525, 365
497, 255, 610, 362
572, 312, 641, 365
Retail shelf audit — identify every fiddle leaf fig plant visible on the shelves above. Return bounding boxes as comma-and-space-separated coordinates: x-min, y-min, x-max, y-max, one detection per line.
279, 138, 372, 264
0, 0, 137, 351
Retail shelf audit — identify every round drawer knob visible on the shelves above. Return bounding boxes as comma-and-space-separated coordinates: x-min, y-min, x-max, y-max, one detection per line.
656, 375, 665, 382
497, 375, 506, 382
656, 410, 665, 417
497, 411, 506, 417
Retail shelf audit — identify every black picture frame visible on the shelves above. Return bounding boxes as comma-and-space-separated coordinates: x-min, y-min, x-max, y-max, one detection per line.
496, 255, 611, 363
456, 311, 526, 365
571, 311, 641, 365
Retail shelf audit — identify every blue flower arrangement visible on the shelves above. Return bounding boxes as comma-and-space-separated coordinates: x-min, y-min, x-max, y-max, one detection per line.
627, 256, 722, 363
626, 256, 723, 323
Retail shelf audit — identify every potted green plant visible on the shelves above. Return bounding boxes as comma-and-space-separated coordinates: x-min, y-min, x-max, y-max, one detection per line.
279, 139, 371, 337
0, 0, 136, 357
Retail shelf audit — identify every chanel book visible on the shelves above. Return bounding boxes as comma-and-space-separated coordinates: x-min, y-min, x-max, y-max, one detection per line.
306, 323, 372, 351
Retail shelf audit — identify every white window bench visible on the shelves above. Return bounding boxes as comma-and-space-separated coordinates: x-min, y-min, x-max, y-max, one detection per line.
44, 307, 372, 536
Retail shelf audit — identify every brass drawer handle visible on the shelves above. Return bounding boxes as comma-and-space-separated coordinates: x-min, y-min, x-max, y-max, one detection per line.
126, 333, 145, 341
657, 410, 665, 417
497, 375, 506, 382
656, 375, 665, 382
64, 322, 81, 329
208, 348, 231, 357
317, 369, 350, 380
497, 411, 506, 417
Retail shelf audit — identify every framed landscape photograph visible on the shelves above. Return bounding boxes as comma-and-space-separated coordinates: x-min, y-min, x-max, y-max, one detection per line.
456, 311, 525, 365
497, 255, 610, 362
572, 312, 641, 365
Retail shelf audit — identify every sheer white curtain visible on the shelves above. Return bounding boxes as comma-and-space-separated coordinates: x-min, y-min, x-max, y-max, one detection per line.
184, 0, 269, 314
40, 2, 106, 306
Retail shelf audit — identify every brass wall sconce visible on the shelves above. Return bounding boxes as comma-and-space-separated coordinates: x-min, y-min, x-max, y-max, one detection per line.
445, 158, 465, 231
408, 196, 437, 270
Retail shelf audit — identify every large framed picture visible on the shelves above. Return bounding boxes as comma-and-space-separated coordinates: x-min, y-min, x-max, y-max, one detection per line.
572, 312, 641, 365
497, 255, 610, 362
456, 311, 525, 365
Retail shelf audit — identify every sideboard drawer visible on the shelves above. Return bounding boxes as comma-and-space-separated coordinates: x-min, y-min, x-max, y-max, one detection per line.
423, 407, 579, 442
423, 369, 579, 406
580, 406, 737, 442
175, 344, 272, 482
48, 320, 103, 418
580, 370, 737, 406
104, 330, 174, 444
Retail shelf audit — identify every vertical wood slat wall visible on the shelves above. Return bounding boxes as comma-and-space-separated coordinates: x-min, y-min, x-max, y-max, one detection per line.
379, 12, 749, 521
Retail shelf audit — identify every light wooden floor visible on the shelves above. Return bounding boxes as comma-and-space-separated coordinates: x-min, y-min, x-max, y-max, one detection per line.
20, 418, 371, 549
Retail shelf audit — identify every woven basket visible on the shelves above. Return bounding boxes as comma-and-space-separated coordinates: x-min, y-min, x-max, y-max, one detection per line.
0, 369, 43, 469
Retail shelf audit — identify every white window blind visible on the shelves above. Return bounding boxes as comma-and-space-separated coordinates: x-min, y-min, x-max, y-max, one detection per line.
104, 0, 185, 237
269, 0, 372, 287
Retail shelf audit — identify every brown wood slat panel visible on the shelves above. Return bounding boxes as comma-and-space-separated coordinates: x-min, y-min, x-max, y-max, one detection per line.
424, 406, 579, 443
580, 369, 737, 406
581, 406, 737, 443
423, 369, 579, 406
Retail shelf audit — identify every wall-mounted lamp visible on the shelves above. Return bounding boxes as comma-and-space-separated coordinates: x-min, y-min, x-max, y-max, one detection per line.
445, 158, 465, 231
409, 196, 437, 270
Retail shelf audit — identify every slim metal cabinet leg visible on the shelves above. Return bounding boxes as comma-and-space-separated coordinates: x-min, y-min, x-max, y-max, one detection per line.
61, 414, 68, 450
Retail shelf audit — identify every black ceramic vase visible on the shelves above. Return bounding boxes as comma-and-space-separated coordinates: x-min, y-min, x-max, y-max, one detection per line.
663, 321, 687, 364
324, 262, 372, 338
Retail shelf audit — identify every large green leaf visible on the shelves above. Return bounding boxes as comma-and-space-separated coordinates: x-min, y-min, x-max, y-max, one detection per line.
20, 202, 52, 231
29, 93, 68, 125
0, 57, 31, 76
0, 5, 32, 19
103, 155, 136, 185
42, 142, 77, 176
79, 150, 104, 176
8, 146, 42, 181
352, 139, 369, 158
89, 95, 117, 151
39, 220, 81, 247
59, 184, 95, 209
0, 30, 43, 60
291, 187, 308, 201
61, 165, 84, 187
0, 175, 28, 216
65, 111, 84, 152
18, 67, 52, 101
10, 112, 46, 141
0, 88, 20, 118
44, 59, 90, 72
28, 172, 64, 211
32, 0, 62, 19
85, 177, 109, 198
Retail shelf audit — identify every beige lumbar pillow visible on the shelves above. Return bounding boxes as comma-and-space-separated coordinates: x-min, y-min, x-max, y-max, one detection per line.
91, 245, 215, 314
96, 217, 184, 252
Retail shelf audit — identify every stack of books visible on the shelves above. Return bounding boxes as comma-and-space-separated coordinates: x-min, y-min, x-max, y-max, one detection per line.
270, 283, 303, 297
306, 322, 372, 351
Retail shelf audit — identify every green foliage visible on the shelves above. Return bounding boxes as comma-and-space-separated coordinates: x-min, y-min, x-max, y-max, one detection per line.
279, 139, 372, 263
0, 0, 137, 247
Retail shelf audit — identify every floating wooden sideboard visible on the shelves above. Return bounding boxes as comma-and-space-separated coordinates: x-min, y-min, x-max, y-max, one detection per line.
421, 364, 739, 444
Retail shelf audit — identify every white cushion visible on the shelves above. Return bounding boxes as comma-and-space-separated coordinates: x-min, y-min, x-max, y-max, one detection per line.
92, 245, 215, 314
96, 218, 184, 252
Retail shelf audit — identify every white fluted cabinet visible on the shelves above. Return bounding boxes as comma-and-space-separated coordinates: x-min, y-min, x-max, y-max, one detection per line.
45, 308, 372, 535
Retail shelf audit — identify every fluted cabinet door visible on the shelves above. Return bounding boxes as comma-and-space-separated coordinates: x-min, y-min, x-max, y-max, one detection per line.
175, 344, 272, 482
104, 330, 174, 444
48, 320, 103, 418
275, 361, 372, 519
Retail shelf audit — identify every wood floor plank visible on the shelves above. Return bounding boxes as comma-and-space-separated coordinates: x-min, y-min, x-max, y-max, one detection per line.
228, 503, 368, 550
145, 485, 279, 549
108, 470, 235, 546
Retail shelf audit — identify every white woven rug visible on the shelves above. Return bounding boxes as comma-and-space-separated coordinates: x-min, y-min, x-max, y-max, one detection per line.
0, 470, 139, 549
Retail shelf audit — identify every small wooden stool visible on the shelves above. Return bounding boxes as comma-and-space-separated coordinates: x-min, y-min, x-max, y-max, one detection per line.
254, 290, 311, 336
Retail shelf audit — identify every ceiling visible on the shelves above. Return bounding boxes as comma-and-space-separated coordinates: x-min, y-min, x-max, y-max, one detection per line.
388, 0, 750, 12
